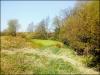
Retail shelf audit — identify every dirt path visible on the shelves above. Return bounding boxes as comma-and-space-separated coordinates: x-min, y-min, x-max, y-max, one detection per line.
1, 48, 99, 74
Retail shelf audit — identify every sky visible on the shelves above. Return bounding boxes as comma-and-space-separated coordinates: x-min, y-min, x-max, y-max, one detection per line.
1, 1, 76, 32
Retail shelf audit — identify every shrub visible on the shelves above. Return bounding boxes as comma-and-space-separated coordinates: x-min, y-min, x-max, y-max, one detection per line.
1, 36, 35, 49
59, 1, 100, 70
55, 43, 63, 48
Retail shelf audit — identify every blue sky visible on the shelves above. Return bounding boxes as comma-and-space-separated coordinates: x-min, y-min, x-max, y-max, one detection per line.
1, 1, 76, 32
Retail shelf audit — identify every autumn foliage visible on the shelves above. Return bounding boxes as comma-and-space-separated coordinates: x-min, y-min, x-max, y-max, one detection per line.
59, 1, 100, 71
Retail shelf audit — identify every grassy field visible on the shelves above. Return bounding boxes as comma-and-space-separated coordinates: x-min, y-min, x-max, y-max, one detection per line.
31, 39, 63, 48
1, 48, 81, 74
1, 36, 99, 74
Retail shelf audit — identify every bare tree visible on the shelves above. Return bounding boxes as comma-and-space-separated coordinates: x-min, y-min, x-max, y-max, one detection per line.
27, 22, 34, 32
35, 17, 49, 39
53, 16, 62, 40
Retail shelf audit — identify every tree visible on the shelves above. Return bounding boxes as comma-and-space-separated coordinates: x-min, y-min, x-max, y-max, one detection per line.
53, 16, 62, 40
7, 19, 20, 36
35, 18, 49, 39
27, 22, 34, 32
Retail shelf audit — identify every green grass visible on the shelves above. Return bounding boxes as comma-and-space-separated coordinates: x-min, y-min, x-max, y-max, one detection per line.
31, 39, 63, 47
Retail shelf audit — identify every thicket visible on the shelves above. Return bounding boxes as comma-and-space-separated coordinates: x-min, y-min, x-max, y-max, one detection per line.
59, 1, 100, 71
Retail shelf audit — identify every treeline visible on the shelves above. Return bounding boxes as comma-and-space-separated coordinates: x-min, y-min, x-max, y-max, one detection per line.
1, 18, 50, 39
1, 1, 100, 71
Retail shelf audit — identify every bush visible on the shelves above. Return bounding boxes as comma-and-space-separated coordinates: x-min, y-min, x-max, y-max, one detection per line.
1, 36, 35, 49
59, 1, 100, 71
55, 43, 63, 48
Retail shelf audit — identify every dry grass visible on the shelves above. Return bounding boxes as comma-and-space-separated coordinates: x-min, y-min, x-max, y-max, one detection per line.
1, 48, 81, 74
0, 36, 99, 74
1, 36, 37, 49
1, 48, 99, 74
